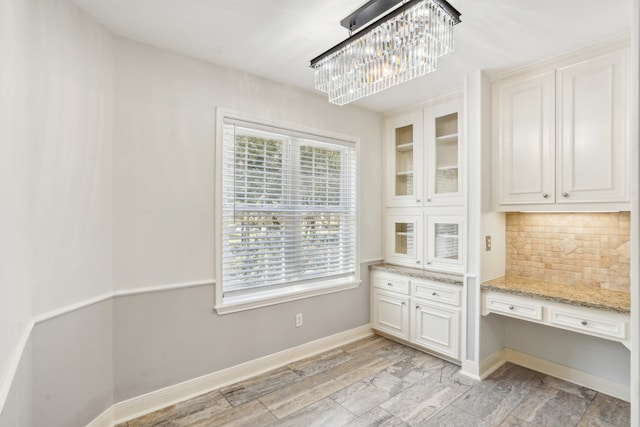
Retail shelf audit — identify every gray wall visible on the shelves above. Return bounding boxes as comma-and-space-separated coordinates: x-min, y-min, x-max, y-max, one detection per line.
113, 262, 374, 402
504, 318, 630, 385
0, 338, 32, 427
32, 301, 113, 427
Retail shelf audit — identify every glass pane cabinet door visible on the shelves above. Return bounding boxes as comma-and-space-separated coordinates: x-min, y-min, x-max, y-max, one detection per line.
395, 222, 415, 257
435, 113, 458, 194
426, 98, 463, 205
395, 125, 414, 197
385, 212, 423, 268
385, 111, 423, 207
427, 215, 463, 272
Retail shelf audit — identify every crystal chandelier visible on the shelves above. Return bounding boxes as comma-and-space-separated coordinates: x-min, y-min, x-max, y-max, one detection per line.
310, 0, 461, 106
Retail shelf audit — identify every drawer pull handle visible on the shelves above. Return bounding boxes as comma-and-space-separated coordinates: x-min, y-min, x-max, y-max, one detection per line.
581, 320, 588, 326
508, 305, 514, 310
387, 282, 393, 287
432, 292, 438, 296
542, 193, 549, 198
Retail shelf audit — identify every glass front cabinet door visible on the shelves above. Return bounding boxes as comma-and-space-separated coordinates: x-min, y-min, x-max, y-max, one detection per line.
385, 211, 423, 268
425, 98, 463, 205
426, 214, 464, 273
385, 111, 424, 207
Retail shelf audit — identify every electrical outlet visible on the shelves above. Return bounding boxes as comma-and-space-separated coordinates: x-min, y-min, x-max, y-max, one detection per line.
485, 235, 492, 251
295, 313, 303, 328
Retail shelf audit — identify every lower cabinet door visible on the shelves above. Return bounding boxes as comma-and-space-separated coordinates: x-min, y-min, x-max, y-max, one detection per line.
372, 289, 410, 340
412, 300, 459, 359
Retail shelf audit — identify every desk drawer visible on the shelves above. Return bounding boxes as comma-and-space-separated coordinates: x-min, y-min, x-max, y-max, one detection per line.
485, 294, 543, 321
549, 308, 626, 340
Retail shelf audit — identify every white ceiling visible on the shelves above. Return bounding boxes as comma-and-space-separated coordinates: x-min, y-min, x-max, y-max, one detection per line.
71, 0, 631, 113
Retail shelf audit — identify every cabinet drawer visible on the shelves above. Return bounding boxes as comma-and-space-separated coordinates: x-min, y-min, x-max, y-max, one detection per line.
549, 308, 626, 340
373, 273, 410, 295
413, 280, 461, 307
485, 294, 543, 321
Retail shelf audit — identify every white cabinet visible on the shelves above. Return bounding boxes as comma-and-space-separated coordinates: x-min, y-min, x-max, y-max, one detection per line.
494, 71, 556, 205
385, 97, 463, 208
412, 301, 459, 358
494, 49, 629, 210
384, 96, 465, 275
481, 290, 629, 348
385, 211, 423, 268
371, 272, 411, 340
425, 98, 464, 206
385, 210, 464, 273
371, 270, 462, 360
384, 111, 424, 207
372, 289, 410, 340
556, 50, 628, 204
426, 214, 464, 273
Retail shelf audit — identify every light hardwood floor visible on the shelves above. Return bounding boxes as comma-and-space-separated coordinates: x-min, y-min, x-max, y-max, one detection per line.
117, 335, 630, 427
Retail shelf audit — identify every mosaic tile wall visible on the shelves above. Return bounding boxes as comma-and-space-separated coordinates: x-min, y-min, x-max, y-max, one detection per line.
506, 212, 630, 292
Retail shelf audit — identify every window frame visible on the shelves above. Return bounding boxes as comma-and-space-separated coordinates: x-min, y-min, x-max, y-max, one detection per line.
214, 109, 360, 314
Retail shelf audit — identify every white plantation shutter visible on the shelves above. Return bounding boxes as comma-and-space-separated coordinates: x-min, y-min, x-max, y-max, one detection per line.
222, 118, 357, 297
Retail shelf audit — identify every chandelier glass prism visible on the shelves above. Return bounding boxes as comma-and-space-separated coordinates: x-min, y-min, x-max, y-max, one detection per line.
310, 0, 461, 106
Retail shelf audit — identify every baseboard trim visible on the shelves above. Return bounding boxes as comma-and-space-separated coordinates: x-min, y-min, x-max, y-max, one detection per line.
111, 324, 374, 425
477, 348, 629, 401
479, 349, 507, 379
86, 406, 114, 427
459, 360, 481, 381
503, 348, 630, 402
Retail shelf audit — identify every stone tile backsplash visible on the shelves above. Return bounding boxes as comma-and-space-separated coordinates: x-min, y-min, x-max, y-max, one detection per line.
506, 212, 630, 292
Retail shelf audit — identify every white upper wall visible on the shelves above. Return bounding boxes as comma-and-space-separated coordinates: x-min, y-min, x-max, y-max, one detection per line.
0, 0, 34, 389
0, 0, 114, 407
28, 0, 114, 315
112, 37, 384, 290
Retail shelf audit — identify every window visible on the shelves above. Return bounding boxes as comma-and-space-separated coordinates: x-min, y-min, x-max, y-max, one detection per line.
216, 115, 358, 312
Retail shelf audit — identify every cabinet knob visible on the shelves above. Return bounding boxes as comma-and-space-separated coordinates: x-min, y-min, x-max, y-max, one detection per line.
508, 305, 514, 310
416, 260, 421, 265
432, 292, 438, 296
426, 198, 432, 203
581, 320, 588, 326
415, 304, 420, 309
387, 282, 393, 287
542, 193, 549, 199
416, 198, 421, 203
426, 261, 432, 265
401, 301, 406, 306
562, 192, 569, 198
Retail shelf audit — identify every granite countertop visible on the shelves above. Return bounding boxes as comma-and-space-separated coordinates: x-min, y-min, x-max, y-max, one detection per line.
482, 276, 630, 314
369, 263, 464, 286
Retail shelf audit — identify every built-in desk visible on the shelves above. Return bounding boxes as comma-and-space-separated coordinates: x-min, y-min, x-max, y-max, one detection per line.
481, 277, 630, 349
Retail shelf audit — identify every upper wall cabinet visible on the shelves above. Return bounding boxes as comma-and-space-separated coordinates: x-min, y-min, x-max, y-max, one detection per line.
385, 97, 464, 208
556, 50, 628, 204
425, 98, 464, 206
493, 48, 629, 211
385, 111, 424, 207
494, 71, 556, 206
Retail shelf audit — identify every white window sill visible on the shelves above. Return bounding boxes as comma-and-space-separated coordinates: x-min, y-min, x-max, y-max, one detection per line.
214, 278, 361, 315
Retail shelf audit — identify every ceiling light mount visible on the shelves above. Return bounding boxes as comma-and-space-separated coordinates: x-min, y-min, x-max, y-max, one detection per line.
310, 0, 462, 106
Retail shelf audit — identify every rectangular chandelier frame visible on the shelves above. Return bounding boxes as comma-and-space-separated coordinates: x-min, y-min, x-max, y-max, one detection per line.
310, 0, 462, 105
